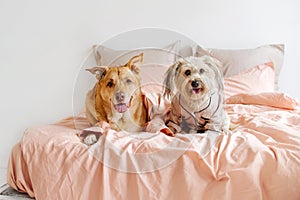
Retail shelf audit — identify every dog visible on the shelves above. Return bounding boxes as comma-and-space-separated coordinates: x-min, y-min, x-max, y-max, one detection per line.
163, 55, 230, 135
85, 53, 147, 133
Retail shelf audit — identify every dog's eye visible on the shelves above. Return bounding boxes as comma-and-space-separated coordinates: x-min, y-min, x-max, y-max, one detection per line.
126, 79, 132, 84
184, 70, 191, 76
199, 68, 205, 74
106, 80, 113, 88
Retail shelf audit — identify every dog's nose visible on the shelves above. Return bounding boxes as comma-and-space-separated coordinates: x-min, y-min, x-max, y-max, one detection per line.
116, 92, 125, 102
191, 80, 200, 88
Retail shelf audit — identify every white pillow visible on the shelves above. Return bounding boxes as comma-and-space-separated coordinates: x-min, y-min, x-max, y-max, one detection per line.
93, 41, 181, 66
194, 44, 284, 90
92, 41, 182, 92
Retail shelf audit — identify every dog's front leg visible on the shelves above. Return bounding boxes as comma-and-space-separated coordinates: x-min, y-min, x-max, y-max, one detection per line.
95, 112, 120, 131
196, 117, 210, 133
166, 114, 181, 134
105, 114, 121, 131
108, 122, 121, 132
166, 109, 182, 134
166, 96, 185, 134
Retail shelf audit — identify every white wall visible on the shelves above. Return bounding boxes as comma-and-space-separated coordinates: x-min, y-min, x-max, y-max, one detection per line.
1, 0, 299, 168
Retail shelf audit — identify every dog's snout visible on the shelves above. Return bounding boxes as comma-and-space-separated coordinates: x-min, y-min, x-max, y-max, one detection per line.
115, 92, 125, 102
191, 80, 200, 88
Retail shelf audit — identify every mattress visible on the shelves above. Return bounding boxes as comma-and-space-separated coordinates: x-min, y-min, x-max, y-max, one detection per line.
7, 92, 300, 200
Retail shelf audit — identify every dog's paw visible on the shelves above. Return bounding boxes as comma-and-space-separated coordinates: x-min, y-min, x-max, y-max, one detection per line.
83, 134, 98, 146
80, 126, 104, 145
160, 127, 175, 137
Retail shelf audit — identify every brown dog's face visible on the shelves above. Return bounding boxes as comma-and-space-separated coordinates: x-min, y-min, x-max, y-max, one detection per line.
99, 66, 141, 113
87, 53, 143, 114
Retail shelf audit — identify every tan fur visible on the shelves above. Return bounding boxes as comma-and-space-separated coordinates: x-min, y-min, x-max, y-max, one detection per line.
85, 53, 147, 132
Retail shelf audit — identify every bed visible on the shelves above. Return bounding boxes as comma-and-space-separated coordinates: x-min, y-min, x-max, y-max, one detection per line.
7, 29, 300, 199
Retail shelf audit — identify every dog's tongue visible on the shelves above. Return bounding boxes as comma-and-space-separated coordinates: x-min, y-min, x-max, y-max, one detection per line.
114, 103, 127, 113
192, 89, 200, 94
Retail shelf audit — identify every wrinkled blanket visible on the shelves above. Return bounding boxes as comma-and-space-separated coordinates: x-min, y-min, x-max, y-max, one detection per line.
7, 92, 300, 200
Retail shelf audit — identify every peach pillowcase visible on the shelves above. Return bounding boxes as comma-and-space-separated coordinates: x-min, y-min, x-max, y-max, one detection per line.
224, 62, 275, 99
226, 92, 300, 110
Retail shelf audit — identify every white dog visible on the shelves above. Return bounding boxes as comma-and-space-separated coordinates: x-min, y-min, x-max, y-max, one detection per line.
163, 56, 230, 134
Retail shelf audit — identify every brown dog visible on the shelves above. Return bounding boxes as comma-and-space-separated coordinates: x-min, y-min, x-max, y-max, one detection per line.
85, 53, 147, 132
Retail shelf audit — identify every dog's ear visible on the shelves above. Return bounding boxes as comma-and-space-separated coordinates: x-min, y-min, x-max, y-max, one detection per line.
201, 55, 222, 71
201, 55, 223, 79
202, 55, 225, 95
163, 61, 180, 99
86, 66, 107, 80
92, 45, 101, 66
126, 53, 143, 74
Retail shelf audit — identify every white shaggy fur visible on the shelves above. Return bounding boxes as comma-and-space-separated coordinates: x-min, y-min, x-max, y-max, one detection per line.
163, 56, 230, 134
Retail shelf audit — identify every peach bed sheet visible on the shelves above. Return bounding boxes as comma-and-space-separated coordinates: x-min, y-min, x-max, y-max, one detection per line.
7, 92, 300, 200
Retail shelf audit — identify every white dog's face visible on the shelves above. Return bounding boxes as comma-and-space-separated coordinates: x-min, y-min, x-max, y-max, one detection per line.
174, 59, 215, 100
164, 56, 222, 102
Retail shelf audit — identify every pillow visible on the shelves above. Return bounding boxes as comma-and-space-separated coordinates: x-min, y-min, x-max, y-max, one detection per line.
93, 41, 181, 66
194, 44, 284, 90
224, 62, 275, 99
92, 41, 181, 93
226, 92, 300, 110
